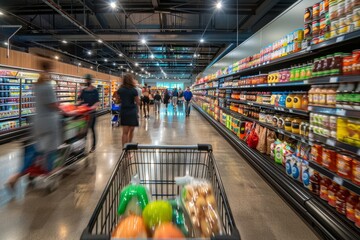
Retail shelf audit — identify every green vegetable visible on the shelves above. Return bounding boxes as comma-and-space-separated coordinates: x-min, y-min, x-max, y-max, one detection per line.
118, 185, 149, 215
142, 200, 172, 228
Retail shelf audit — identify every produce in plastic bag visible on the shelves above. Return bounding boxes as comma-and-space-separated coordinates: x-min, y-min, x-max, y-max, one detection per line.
142, 200, 173, 230
176, 176, 223, 238
118, 175, 151, 216
111, 215, 147, 238
169, 198, 192, 237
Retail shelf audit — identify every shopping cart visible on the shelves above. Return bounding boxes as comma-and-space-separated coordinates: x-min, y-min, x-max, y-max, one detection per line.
111, 103, 121, 127
22, 112, 90, 192
81, 144, 240, 240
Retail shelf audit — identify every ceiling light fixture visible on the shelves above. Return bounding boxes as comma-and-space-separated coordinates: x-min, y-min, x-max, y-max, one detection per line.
3, 41, 8, 46
135, 62, 139, 67
216, 1, 222, 9
126, 68, 129, 72
141, 38, 147, 44
90, 66, 93, 69
200, 38, 204, 43
104, 58, 108, 62
0, 11, 4, 15
87, 50, 92, 55
119, 53, 123, 57
131, 70, 134, 73
61, 40, 67, 44
78, 63, 81, 66
141, 68, 144, 71
120, 65, 123, 68
190, 63, 193, 66
150, 54, 155, 59
113, 62, 116, 66
97, 39, 103, 43
54, 55, 59, 60
110, 2, 117, 9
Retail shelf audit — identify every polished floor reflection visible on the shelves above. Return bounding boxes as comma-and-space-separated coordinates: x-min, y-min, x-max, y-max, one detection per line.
0, 103, 319, 240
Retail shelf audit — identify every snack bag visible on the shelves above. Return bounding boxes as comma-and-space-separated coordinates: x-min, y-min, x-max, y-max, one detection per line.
301, 160, 313, 190
175, 176, 224, 238
291, 156, 302, 181
117, 175, 151, 216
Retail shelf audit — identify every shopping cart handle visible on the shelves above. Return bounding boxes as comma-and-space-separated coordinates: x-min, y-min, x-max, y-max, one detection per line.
123, 143, 212, 151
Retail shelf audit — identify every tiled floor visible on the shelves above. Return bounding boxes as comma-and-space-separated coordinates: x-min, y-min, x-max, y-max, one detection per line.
0, 104, 319, 240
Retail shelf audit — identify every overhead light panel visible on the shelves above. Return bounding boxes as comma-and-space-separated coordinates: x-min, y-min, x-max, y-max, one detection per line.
190, 63, 193, 66
90, 66, 93, 69
104, 58, 108, 62
141, 38, 147, 44
131, 70, 134, 73
126, 68, 130, 72
119, 53, 123, 57
110, 2, 117, 9
78, 63, 81, 66
120, 65, 123, 68
3, 41, 8, 46
0, 11, 4, 15
135, 62, 139, 67
216, 1, 222, 9
87, 50, 92, 55
141, 68, 144, 71
61, 40, 68, 44
54, 55, 59, 60
113, 62, 116, 66
150, 54, 155, 59
200, 38, 204, 43
97, 39, 103, 43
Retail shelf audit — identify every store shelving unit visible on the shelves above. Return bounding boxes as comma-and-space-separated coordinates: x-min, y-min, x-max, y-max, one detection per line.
192, 29, 360, 240
0, 70, 38, 144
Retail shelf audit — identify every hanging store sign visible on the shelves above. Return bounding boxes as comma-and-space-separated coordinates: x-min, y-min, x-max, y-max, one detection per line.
0, 69, 18, 77
17, 72, 39, 78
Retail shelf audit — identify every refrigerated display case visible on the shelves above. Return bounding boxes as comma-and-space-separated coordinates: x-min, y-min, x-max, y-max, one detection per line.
0, 69, 39, 143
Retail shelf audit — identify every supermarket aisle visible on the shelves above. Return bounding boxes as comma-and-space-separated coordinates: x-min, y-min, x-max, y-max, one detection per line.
0, 104, 319, 240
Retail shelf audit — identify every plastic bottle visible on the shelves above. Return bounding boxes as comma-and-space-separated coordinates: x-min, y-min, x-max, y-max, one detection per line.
286, 93, 294, 108
346, 193, 359, 222
336, 187, 350, 215
326, 86, 337, 106
293, 94, 303, 109
302, 94, 309, 110
328, 182, 340, 207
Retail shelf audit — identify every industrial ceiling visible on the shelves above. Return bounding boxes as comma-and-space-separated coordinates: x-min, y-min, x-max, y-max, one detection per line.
0, 0, 297, 80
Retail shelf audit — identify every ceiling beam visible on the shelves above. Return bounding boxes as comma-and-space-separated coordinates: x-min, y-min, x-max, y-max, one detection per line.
238, 0, 281, 31
16, 32, 243, 43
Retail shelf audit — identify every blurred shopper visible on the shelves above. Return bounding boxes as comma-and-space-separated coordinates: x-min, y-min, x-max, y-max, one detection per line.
117, 74, 140, 147
135, 80, 142, 114
142, 86, 150, 118
78, 74, 100, 152
178, 88, 184, 104
154, 91, 162, 113
184, 86, 193, 116
6, 61, 62, 189
163, 89, 171, 113
172, 88, 179, 109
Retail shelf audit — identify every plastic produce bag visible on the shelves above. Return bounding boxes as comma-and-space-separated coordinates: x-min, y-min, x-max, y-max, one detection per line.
175, 176, 224, 238
266, 130, 276, 155
169, 198, 194, 237
117, 174, 151, 216
256, 126, 267, 153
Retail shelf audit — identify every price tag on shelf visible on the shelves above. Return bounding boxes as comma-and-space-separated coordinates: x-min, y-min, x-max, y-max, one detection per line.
333, 176, 344, 186
290, 134, 296, 139
336, 109, 346, 116
301, 138, 307, 144
306, 46, 311, 51
357, 149, 360, 156
278, 129, 284, 134
330, 77, 338, 83
326, 139, 336, 146
303, 80, 309, 84
308, 106, 313, 111
336, 36, 345, 43
289, 109, 294, 113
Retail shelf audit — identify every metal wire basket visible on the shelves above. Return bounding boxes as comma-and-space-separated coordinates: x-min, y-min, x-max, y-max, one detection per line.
81, 144, 240, 240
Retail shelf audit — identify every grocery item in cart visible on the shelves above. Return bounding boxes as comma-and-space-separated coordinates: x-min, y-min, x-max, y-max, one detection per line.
111, 215, 147, 238
169, 198, 192, 236
153, 222, 185, 239
176, 176, 224, 238
118, 175, 151, 216
142, 200, 173, 230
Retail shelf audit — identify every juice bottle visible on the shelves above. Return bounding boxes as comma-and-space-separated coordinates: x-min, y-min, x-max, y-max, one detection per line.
336, 187, 350, 215
286, 94, 294, 108
346, 193, 359, 222
293, 94, 303, 109
320, 177, 332, 201
336, 153, 352, 179
319, 87, 327, 105
310, 172, 321, 196
291, 118, 301, 134
313, 87, 321, 105
326, 86, 337, 106
328, 182, 340, 207
302, 94, 309, 110
308, 86, 315, 105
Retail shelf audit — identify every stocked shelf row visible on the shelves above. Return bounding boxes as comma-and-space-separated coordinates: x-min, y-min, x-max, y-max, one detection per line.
227, 98, 309, 117
193, 103, 360, 240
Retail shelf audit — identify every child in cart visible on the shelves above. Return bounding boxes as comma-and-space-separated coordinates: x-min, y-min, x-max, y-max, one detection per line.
111, 91, 121, 126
